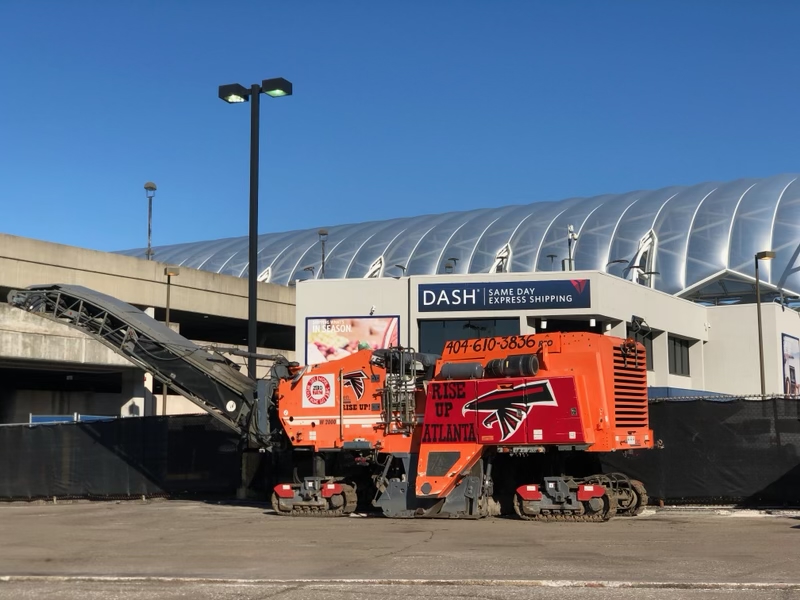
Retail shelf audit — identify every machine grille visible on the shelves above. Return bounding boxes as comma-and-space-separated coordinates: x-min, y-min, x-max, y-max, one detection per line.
612, 345, 649, 428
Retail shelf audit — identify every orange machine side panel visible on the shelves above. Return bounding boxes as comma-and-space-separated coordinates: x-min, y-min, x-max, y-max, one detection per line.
415, 374, 589, 497
276, 350, 420, 454
434, 332, 653, 453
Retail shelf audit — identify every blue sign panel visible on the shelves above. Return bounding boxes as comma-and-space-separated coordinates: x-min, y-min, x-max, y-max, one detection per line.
417, 280, 591, 312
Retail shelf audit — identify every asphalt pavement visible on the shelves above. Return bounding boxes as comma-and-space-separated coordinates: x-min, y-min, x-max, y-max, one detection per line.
1, 500, 799, 599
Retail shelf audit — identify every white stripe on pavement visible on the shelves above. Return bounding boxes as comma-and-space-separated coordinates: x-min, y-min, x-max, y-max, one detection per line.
1, 576, 799, 590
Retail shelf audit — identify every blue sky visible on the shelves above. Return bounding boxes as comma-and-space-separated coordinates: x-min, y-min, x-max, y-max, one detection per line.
1, 1, 799, 252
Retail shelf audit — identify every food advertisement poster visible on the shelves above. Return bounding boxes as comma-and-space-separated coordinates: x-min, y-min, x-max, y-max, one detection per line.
782, 334, 800, 396
305, 316, 400, 364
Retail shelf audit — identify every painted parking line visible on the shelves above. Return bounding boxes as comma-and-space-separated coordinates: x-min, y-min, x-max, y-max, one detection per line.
2, 576, 800, 591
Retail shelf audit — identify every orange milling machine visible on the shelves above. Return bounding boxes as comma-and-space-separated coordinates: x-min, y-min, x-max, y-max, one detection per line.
271, 331, 653, 521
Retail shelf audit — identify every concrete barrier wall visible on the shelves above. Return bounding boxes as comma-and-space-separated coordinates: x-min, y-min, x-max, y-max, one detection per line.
0, 233, 295, 326
0, 303, 132, 367
0, 303, 295, 419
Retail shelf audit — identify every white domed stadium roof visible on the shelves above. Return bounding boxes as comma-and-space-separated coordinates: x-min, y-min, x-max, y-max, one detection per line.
118, 173, 800, 303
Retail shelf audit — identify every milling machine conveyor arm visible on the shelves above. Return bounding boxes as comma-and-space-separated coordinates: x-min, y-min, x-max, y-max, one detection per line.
7, 284, 269, 442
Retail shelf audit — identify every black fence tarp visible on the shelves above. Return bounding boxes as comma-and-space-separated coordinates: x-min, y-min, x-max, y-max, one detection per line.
602, 398, 800, 505
0, 415, 243, 499
2, 399, 800, 505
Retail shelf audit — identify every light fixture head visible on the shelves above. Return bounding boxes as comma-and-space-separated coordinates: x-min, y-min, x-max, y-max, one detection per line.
164, 267, 180, 277
568, 224, 578, 241
218, 83, 250, 103
756, 250, 776, 261
261, 77, 293, 98
144, 181, 157, 198
318, 228, 328, 242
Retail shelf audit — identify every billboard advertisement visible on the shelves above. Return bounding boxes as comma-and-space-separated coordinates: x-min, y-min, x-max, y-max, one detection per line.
782, 334, 800, 396
305, 316, 400, 364
417, 279, 591, 312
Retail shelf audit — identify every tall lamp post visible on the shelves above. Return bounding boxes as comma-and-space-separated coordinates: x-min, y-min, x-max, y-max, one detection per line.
144, 182, 157, 260
218, 77, 292, 379
163, 267, 180, 414
755, 250, 776, 399
318, 229, 328, 279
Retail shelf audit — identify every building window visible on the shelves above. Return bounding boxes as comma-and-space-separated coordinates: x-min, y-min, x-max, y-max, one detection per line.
418, 318, 519, 355
668, 335, 691, 376
626, 325, 654, 371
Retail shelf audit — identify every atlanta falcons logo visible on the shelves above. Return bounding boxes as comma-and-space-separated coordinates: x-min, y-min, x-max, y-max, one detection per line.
342, 370, 368, 400
462, 380, 558, 442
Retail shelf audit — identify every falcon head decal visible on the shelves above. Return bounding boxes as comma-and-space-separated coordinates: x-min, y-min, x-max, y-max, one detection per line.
342, 370, 368, 400
462, 380, 558, 442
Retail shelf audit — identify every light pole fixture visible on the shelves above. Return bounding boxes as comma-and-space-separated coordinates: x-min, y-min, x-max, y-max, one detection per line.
318, 229, 328, 279
755, 250, 776, 400
163, 266, 180, 415
144, 182, 157, 260
547, 254, 558, 270
566, 225, 578, 271
218, 76, 293, 380
440, 257, 459, 275
164, 267, 180, 327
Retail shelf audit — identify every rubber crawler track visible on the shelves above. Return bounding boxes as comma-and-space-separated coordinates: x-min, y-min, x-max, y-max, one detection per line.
618, 479, 648, 518
512, 493, 618, 522
271, 484, 358, 517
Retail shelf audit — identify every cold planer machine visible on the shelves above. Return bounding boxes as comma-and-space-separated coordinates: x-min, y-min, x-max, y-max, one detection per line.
9, 284, 653, 522
272, 332, 653, 521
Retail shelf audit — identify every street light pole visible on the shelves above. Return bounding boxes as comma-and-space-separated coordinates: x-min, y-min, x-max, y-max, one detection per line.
144, 182, 157, 260
247, 84, 260, 380
318, 229, 328, 279
163, 267, 180, 415
755, 250, 776, 399
218, 78, 292, 380
567, 225, 578, 271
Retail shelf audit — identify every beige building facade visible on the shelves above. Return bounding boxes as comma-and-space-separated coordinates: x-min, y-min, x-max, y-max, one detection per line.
295, 271, 800, 398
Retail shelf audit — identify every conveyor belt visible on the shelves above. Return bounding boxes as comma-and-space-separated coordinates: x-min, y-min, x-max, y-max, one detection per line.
7, 284, 265, 440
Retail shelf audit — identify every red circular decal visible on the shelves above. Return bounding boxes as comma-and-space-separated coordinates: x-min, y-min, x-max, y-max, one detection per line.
305, 375, 331, 405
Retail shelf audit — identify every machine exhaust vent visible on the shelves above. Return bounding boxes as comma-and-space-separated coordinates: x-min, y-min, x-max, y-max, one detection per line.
612, 344, 649, 428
